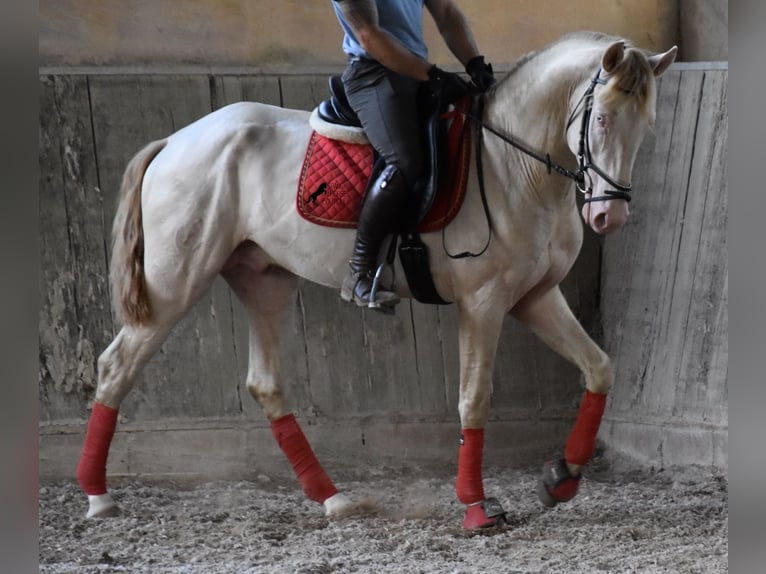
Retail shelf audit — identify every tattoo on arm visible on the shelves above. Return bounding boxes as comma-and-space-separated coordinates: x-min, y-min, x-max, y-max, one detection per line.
334, 0, 378, 30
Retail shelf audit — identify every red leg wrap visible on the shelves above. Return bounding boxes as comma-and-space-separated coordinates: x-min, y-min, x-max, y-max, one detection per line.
564, 390, 607, 466
271, 414, 338, 504
76, 402, 119, 495
456, 428, 485, 505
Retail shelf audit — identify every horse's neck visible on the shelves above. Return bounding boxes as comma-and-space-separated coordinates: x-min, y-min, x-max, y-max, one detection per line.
484, 44, 602, 157
476, 43, 603, 231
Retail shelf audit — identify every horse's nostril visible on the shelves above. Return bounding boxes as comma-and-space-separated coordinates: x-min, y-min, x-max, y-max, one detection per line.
594, 213, 608, 231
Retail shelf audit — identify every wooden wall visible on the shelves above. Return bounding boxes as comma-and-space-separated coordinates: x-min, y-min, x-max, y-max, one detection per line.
600, 63, 728, 473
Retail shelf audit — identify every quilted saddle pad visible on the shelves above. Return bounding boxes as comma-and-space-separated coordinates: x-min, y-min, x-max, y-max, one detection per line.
296, 112, 471, 233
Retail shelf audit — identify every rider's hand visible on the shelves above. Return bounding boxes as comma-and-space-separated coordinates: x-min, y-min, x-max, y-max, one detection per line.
465, 55, 495, 92
427, 65, 470, 104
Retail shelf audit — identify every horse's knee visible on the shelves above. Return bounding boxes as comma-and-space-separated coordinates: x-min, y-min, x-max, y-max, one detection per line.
247, 377, 285, 420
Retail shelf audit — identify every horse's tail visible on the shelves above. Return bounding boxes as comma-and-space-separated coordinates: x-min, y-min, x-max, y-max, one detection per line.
110, 139, 167, 326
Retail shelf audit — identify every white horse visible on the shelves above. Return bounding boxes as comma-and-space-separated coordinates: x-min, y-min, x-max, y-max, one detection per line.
76, 32, 676, 529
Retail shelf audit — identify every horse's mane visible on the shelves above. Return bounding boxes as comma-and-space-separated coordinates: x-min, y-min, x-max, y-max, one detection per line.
489, 31, 656, 120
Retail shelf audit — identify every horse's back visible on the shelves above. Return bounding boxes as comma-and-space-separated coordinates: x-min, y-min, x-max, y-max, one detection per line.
162, 101, 309, 155
143, 100, 311, 199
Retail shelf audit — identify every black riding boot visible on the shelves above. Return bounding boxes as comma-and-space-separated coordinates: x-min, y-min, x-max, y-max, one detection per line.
341, 164, 407, 308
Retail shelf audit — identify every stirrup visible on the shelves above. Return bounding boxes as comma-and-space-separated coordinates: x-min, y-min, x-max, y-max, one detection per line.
367, 263, 389, 309
340, 264, 399, 313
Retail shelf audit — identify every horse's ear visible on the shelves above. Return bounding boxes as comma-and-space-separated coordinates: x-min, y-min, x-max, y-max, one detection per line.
601, 41, 626, 74
647, 45, 678, 77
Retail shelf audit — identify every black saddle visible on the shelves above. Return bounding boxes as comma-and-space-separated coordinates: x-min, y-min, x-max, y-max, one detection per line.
318, 76, 363, 128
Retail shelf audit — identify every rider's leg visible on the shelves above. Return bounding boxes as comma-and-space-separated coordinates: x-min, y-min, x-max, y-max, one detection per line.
341, 164, 408, 306
339, 59, 424, 307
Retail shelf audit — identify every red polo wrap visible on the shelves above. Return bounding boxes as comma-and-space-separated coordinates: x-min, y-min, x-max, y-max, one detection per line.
565, 390, 607, 465
271, 414, 338, 504
456, 428, 485, 505
76, 402, 119, 495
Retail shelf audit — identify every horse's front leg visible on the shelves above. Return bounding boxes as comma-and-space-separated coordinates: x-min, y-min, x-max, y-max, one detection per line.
455, 300, 508, 529
512, 286, 611, 507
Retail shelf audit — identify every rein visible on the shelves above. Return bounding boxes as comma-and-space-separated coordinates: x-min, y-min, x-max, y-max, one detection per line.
463, 68, 633, 207
440, 67, 634, 260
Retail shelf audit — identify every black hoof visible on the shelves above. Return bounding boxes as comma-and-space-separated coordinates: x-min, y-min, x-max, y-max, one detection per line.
537, 458, 581, 508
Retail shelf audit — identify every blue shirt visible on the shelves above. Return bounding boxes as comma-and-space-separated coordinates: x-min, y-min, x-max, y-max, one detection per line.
332, 0, 428, 60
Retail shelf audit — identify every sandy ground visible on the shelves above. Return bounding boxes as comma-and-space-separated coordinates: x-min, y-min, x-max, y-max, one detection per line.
39, 458, 727, 574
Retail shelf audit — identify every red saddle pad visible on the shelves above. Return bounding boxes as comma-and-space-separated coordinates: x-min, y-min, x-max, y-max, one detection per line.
296, 111, 471, 233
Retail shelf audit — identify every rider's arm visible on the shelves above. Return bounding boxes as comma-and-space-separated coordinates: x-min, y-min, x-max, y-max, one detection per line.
424, 0, 481, 66
333, 0, 432, 80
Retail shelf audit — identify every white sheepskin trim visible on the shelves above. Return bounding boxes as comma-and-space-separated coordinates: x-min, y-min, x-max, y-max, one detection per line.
309, 107, 369, 145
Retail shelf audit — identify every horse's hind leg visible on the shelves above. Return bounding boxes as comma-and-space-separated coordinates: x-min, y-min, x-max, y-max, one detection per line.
221, 246, 352, 517
512, 286, 612, 507
77, 313, 188, 517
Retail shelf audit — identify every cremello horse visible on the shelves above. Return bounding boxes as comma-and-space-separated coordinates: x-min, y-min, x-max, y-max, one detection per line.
76, 32, 676, 529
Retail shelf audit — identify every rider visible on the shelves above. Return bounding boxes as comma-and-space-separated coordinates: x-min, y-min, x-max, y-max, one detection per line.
332, 0, 495, 309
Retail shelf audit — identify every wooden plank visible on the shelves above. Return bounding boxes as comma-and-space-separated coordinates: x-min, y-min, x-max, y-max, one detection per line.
211, 75, 281, 109
602, 70, 698, 418
673, 70, 728, 423
358, 302, 421, 415
408, 301, 451, 415
87, 75, 242, 420
298, 284, 370, 416
279, 75, 329, 111
39, 75, 113, 422
601, 69, 728, 439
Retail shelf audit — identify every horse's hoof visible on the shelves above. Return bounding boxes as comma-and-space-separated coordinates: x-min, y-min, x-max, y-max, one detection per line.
537, 459, 581, 508
463, 497, 507, 530
86, 493, 120, 518
323, 493, 354, 518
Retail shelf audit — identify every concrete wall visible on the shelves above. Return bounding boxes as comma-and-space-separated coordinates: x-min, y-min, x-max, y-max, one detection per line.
39, 71, 602, 480
40, 0, 680, 70
600, 63, 728, 474
680, 0, 728, 61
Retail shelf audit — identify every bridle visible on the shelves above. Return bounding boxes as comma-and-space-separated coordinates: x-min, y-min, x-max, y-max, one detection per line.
566, 68, 633, 203
444, 66, 634, 259
463, 67, 633, 205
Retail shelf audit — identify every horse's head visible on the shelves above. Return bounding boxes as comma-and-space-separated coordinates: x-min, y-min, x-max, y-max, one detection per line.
571, 40, 677, 234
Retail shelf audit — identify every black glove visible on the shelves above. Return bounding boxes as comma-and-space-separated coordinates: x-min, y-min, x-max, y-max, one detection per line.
427, 65, 470, 104
465, 55, 495, 92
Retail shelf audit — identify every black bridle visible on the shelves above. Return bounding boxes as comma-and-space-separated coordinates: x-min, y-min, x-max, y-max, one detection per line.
566, 68, 633, 203
464, 67, 633, 204
443, 67, 633, 259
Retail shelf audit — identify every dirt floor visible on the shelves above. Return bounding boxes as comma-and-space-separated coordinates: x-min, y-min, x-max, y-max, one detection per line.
39, 457, 728, 574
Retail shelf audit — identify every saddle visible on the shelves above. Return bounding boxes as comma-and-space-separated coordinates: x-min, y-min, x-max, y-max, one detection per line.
313, 75, 471, 304
317, 75, 456, 230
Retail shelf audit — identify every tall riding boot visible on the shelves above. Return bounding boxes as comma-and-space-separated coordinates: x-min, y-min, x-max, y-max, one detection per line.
341, 164, 408, 308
